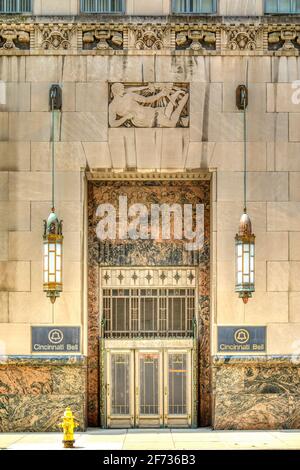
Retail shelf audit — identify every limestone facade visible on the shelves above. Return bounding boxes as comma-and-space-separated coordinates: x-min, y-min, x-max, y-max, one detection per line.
1, 1, 300, 431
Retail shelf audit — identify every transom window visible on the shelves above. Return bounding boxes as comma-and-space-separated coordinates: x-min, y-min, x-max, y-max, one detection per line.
103, 288, 195, 338
265, 0, 300, 13
0, 0, 31, 12
80, 0, 124, 13
172, 0, 217, 14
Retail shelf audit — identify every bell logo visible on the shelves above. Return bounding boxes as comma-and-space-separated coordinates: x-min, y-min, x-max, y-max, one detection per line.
234, 329, 250, 344
48, 329, 64, 344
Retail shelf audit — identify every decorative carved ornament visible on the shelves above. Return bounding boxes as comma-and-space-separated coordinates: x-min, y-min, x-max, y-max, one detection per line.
37, 24, 77, 50
267, 24, 300, 55
0, 21, 299, 55
175, 25, 217, 51
82, 24, 123, 50
128, 24, 172, 50
101, 268, 197, 288
0, 24, 30, 50
222, 24, 263, 51
109, 82, 190, 129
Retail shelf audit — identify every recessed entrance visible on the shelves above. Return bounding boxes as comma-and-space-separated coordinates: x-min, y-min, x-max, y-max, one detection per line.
105, 344, 193, 428
87, 176, 211, 428
100, 267, 197, 428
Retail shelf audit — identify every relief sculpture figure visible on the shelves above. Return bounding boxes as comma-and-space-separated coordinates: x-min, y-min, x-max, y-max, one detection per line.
109, 83, 189, 128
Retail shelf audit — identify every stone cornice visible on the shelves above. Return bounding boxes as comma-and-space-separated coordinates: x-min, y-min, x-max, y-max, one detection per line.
87, 170, 211, 181
0, 18, 299, 55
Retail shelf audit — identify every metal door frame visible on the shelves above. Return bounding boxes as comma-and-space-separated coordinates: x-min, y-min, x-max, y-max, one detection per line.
105, 342, 193, 428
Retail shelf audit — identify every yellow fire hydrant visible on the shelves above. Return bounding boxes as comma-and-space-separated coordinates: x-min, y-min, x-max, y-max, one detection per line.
59, 407, 79, 449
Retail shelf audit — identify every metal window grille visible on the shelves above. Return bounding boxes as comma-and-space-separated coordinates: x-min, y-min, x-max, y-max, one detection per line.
265, 0, 300, 13
103, 288, 195, 338
172, 0, 216, 14
80, 0, 124, 13
0, 0, 31, 12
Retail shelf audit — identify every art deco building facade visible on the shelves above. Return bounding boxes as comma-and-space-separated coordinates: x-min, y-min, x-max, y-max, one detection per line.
1, 0, 300, 431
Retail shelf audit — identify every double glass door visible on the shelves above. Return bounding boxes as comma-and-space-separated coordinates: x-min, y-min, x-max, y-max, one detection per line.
105, 348, 192, 428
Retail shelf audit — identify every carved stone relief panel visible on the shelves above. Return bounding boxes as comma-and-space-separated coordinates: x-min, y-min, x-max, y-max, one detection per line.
267, 26, 300, 55
82, 25, 123, 50
222, 24, 263, 52
35, 24, 77, 50
127, 24, 173, 50
109, 83, 190, 128
0, 24, 30, 50
175, 25, 217, 51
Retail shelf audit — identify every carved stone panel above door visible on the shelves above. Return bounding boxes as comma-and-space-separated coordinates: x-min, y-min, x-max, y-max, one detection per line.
109, 83, 190, 128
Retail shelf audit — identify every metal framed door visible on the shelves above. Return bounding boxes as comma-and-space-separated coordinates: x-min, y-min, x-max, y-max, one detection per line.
105, 347, 193, 428
164, 349, 192, 428
106, 349, 135, 428
135, 350, 163, 428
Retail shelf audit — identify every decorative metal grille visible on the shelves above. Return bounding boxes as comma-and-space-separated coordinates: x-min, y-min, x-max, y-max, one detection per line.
80, 0, 124, 13
172, 0, 216, 13
168, 353, 187, 415
0, 0, 31, 12
265, 0, 300, 12
111, 353, 130, 415
103, 288, 195, 338
139, 354, 159, 415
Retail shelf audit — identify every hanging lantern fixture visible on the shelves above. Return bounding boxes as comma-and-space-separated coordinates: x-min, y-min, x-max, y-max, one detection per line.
235, 85, 256, 304
43, 85, 63, 304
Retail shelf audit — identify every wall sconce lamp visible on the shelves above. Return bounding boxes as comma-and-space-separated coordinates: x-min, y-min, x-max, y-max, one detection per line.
235, 85, 255, 304
43, 85, 63, 304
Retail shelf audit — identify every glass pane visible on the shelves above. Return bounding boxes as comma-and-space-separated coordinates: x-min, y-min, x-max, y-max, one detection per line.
139, 353, 159, 415
111, 353, 130, 415
168, 353, 187, 415
43, 272, 48, 283
279, 0, 292, 12
169, 298, 185, 331
265, 0, 279, 12
56, 271, 61, 283
49, 252, 55, 273
56, 243, 61, 255
173, 0, 215, 13
140, 298, 157, 332
243, 252, 250, 274
43, 255, 48, 271
81, 0, 123, 12
112, 298, 129, 333
295, 0, 300, 12
56, 256, 61, 271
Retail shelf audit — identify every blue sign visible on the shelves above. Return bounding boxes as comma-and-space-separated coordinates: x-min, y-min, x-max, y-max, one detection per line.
31, 326, 81, 353
218, 326, 266, 353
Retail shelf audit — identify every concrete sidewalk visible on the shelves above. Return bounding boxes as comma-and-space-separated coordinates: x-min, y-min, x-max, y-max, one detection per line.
0, 428, 300, 450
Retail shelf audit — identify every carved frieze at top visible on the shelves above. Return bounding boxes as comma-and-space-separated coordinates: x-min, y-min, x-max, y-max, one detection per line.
127, 24, 173, 50
34, 24, 77, 50
221, 24, 264, 53
0, 21, 299, 55
0, 23, 31, 50
175, 24, 217, 51
266, 24, 300, 56
82, 24, 124, 50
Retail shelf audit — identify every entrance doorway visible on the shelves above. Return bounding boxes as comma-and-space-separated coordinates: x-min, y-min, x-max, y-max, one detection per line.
105, 344, 193, 428
100, 267, 198, 429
